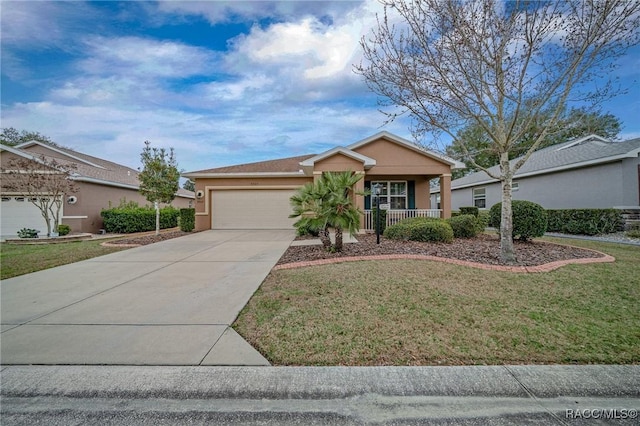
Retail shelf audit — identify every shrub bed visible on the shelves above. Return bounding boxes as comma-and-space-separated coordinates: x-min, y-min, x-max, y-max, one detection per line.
384, 217, 454, 243
546, 209, 623, 235
447, 214, 479, 238
101, 205, 179, 233
489, 200, 547, 241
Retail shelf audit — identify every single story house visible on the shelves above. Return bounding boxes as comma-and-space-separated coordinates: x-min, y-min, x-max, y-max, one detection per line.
430, 134, 640, 211
1, 141, 194, 237
183, 131, 465, 231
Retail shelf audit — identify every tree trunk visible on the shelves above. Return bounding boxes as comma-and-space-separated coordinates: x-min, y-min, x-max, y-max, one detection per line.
499, 177, 516, 264
155, 201, 160, 236
320, 226, 331, 249
334, 226, 343, 252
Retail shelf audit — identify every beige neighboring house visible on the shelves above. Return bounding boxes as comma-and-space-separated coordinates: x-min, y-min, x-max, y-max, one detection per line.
0, 141, 194, 237
183, 131, 464, 232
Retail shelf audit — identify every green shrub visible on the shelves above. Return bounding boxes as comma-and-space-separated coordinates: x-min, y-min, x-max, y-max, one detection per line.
296, 224, 319, 237
546, 209, 623, 235
101, 205, 179, 233
459, 206, 479, 217
17, 228, 39, 238
384, 217, 454, 243
447, 214, 479, 238
477, 210, 490, 231
179, 208, 195, 232
489, 200, 547, 241
57, 224, 71, 236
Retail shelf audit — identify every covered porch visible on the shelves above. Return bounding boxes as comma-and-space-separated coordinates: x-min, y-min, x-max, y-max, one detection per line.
362, 208, 442, 231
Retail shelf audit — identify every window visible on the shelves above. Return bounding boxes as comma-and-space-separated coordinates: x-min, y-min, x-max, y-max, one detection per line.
1, 197, 10, 202
14, 197, 25, 202
512, 182, 519, 192
472, 188, 486, 208
372, 181, 407, 209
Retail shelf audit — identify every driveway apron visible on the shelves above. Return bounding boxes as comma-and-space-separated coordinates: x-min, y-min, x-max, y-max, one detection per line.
0, 230, 295, 366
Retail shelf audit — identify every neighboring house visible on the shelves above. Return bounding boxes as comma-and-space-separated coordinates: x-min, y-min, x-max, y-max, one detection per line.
430, 135, 640, 211
0, 141, 194, 236
183, 131, 465, 231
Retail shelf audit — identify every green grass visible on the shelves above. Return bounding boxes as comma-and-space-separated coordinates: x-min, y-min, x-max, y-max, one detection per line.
1, 239, 129, 279
234, 238, 640, 366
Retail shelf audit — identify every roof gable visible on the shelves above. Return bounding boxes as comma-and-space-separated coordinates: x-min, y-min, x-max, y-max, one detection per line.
299, 147, 375, 173
348, 131, 465, 169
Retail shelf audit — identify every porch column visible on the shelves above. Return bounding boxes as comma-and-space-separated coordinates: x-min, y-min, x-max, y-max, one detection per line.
313, 171, 323, 183
439, 173, 452, 219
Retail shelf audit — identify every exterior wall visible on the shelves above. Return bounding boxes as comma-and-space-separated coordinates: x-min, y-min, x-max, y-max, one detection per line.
620, 156, 640, 206
314, 154, 365, 172
62, 182, 192, 234
353, 138, 450, 176
193, 176, 311, 231
449, 161, 630, 211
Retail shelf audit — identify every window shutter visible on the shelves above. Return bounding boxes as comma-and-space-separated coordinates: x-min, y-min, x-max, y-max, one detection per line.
364, 181, 371, 209
408, 181, 415, 209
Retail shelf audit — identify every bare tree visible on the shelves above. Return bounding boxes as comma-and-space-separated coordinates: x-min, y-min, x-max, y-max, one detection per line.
2, 154, 78, 236
356, 0, 640, 263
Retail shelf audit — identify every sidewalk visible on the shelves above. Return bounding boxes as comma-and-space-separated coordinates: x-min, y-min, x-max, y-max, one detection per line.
2, 365, 638, 424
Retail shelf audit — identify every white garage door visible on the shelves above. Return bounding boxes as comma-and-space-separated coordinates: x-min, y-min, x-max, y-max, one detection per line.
212, 189, 298, 229
1, 196, 47, 237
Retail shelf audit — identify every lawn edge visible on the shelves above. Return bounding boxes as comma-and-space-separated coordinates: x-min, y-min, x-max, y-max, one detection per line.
273, 248, 615, 273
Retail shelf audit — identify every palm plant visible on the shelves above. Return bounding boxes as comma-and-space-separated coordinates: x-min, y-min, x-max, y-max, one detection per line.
290, 171, 367, 252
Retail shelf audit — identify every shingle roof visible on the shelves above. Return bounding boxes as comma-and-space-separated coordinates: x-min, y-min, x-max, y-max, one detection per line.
450, 135, 640, 189
6, 141, 194, 198
186, 154, 316, 175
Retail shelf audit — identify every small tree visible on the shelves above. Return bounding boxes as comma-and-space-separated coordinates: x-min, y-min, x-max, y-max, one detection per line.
2, 154, 78, 236
357, 0, 640, 263
290, 171, 367, 252
138, 141, 180, 235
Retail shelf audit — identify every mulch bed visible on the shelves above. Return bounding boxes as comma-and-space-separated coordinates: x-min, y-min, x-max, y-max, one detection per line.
110, 230, 606, 268
109, 230, 195, 246
276, 233, 604, 267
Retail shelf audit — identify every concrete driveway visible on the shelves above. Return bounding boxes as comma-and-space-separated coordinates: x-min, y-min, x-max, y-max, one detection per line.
0, 230, 295, 366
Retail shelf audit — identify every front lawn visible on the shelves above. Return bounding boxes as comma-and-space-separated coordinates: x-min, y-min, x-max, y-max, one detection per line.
0, 239, 129, 280
234, 238, 640, 365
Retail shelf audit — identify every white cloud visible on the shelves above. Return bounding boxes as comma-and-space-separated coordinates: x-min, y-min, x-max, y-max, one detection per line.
79, 36, 218, 78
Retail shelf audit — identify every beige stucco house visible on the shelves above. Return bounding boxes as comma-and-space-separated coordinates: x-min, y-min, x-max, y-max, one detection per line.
1, 141, 194, 237
183, 132, 464, 232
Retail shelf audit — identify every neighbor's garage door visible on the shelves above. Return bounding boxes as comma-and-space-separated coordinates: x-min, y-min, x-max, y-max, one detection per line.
1, 196, 45, 236
211, 189, 298, 229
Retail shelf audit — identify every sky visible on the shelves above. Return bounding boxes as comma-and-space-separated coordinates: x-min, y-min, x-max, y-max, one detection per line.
1, 0, 639, 175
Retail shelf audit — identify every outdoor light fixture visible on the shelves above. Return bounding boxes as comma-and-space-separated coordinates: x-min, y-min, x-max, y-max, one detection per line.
196, 190, 204, 199
67, 196, 78, 204
372, 183, 382, 244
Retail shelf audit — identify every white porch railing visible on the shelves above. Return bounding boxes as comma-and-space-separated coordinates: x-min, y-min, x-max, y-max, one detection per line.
363, 209, 442, 231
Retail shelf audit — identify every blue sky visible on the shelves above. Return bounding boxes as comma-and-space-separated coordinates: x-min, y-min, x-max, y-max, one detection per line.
1, 1, 639, 174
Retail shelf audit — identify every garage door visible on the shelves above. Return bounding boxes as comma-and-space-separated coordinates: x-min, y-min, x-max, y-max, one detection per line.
1, 196, 47, 237
212, 189, 298, 229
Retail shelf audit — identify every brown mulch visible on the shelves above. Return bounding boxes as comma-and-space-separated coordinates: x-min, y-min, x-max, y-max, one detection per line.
276, 233, 604, 267
109, 230, 196, 246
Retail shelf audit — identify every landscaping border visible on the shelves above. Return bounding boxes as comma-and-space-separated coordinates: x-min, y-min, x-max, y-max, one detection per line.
273, 244, 615, 273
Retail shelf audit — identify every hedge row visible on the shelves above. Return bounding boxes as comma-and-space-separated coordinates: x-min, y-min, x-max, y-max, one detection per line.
180, 208, 195, 232
546, 209, 623, 235
101, 206, 179, 233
